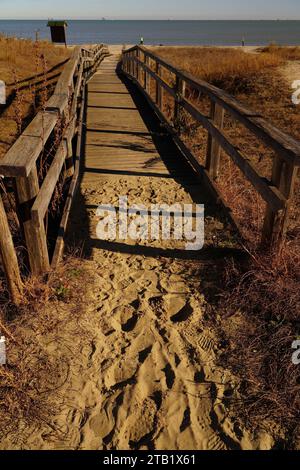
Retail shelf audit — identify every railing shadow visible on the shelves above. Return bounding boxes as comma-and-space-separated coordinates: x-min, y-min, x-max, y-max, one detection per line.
66, 60, 237, 261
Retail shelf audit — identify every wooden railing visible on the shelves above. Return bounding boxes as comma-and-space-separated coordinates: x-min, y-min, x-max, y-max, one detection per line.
0, 44, 109, 301
122, 45, 300, 250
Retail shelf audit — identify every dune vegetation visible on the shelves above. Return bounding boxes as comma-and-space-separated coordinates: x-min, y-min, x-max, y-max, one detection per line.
0, 35, 70, 160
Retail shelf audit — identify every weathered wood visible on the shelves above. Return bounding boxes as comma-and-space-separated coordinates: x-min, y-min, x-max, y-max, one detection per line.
136, 49, 141, 84
174, 76, 186, 130
206, 101, 225, 178
53, 46, 81, 96
0, 111, 58, 177
171, 92, 286, 212
52, 84, 86, 266
64, 117, 76, 178
155, 62, 162, 109
133, 56, 176, 98
262, 156, 297, 248
16, 168, 50, 274
145, 56, 150, 95
0, 43, 107, 281
0, 194, 23, 304
31, 141, 67, 224
46, 93, 69, 114
127, 46, 300, 167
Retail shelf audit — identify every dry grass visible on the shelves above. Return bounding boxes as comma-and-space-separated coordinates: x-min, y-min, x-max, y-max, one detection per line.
210, 241, 300, 447
150, 46, 283, 93
0, 35, 70, 160
0, 256, 93, 445
0, 35, 69, 82
260, 44, 300, 60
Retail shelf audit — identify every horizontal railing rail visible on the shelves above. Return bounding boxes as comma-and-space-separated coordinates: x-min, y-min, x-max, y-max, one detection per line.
122, 45, 300, 250
0, 44, 109, 282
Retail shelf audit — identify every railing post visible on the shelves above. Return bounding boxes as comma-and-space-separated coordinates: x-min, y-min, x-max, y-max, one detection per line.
262, 156, 297, 249
155, 62, 162, 110
16, 168, 50, 275
145, 56, 151, 95
206, 100, 225, 178
174, 76, 186, 131
144, 54, 149, 92
0, 194, 23, 304
137, 49, 141, 83
129, 51, 133, 76
134, 49, 138, 79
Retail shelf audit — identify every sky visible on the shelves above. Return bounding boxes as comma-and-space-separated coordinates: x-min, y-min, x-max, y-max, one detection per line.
0, 0, 299, 20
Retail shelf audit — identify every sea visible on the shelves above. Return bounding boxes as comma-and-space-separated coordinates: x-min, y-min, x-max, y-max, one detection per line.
0, 20, 300, 46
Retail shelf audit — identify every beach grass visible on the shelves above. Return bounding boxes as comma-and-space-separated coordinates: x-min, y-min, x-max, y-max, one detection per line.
0, 35, 70, 160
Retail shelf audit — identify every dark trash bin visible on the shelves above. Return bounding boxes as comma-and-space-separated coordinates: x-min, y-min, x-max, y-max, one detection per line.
47, 21, 68, 46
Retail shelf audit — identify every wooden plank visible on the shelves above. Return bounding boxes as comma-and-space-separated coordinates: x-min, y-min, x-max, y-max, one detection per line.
16, 167, 50, 274
31, 141, 67, 224
0, 194, 23, 304
133, 57, 176, 98
46, 93, 69, 114
155, 62, 162, 109
145, 56, 150, 94
53, 46, 80, 96
0, 111, 58, 177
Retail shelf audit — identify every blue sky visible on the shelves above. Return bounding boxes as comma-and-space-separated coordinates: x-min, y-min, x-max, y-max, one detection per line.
0, 0, 299, 20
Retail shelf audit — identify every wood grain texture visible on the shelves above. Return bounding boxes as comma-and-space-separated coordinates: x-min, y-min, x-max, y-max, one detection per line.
0, 194, 23, 304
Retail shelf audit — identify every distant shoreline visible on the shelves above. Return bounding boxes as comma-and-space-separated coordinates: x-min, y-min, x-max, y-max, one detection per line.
1, 19, 300, 22
1, 19, 300, 46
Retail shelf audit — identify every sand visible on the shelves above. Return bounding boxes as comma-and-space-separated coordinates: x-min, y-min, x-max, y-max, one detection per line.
1, 173, 275, 450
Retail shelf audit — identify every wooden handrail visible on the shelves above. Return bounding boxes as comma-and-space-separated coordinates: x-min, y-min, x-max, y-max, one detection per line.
122, 45, 300, 250
133, 47, 300, 166
0, 43, 109, 279
0, 45, 108, 178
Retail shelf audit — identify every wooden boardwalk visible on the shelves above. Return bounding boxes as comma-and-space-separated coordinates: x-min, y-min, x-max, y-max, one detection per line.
82, 51, 193, 186
69, 48, 218, 259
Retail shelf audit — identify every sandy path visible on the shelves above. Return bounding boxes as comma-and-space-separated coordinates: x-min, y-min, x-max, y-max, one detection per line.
72, 179, 233, 450
58, 175, 262, 451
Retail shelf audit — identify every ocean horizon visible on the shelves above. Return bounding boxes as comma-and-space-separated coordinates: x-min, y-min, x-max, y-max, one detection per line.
0, 20, 300, 46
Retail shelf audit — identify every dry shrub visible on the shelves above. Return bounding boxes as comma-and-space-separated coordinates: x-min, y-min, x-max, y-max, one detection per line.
150, 46, 282, 94
214, 241, 300, 445
0, 35, 70, 160
0, 35, 68, 82
0, 256, 93, 445
260, 44, 300, 61
217, 153, 267, 246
